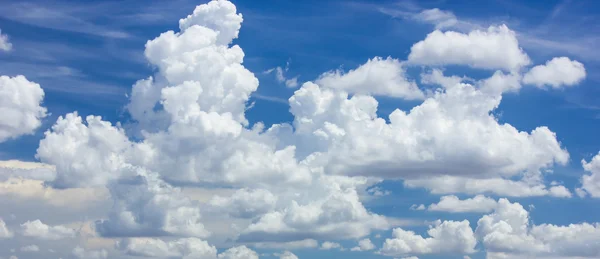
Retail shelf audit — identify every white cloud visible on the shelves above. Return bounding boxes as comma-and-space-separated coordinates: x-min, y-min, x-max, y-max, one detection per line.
315, 57, 424, 99
20, 245, 39, 252
405, 175, 571, 198
218, 246, 259, 259
264, 65, 300, 88
208, 188, 277, 218
117, 237, 217, 258
0, 160, 56, 181
476, 199, 600, 258
427, 195, 498, 213
72, 246, 108, 259
0, 29, 11, 52
380, 220, 476, 256
0, 75, 47, 143
408, 25, 530, 71
279, 251, 299, 259
581, 152, 600, 197
414, 8, 458, 29
410, 204, 425, 211
0, 218, 13, 238
523, 57, 586, 88
351, 238, 376, 251
20, 220, 75, 240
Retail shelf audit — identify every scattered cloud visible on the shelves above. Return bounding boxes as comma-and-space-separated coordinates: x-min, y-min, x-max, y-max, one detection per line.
0, 29, 12, 52
523, 57, 586, 88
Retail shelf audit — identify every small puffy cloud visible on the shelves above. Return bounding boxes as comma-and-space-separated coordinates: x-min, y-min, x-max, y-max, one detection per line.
523, 57, 586, 88
0, 218, 13, 238
20, 245, 39, 252
218, 246, 259, 259
408, 25, 530, 71
0, 75, 47, 143
351, 238, 375, 251
0, 29, 11, 52
427, 195, 498, 213
278, 251, 299, 259
117, 237, 217, 258
320, 241, 342, 250
72, 246, 108, 259
380, 220, 476, 256
316, 57, 424, 99
20, 220, 76, 240
581, 152, 600, 197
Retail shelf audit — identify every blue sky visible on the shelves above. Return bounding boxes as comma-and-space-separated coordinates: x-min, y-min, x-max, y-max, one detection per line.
0, 0, 600, 258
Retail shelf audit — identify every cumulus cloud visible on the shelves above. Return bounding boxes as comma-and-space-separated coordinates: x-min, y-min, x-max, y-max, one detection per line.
380, 220, 476, 256
218, 246, 259, 259
580, 152, 600, 197
351, 238, 376, 251
523, 57, 586, 88
116, 237, 217, 258
476, 199, 600, 258
20, 220, 76, 240
315, 57, 424, 99
427, 195, 498, 213
278, 251, 299, 259
0, 29, 11, 52
408, 25, 530, 71
0, 75, 47, 143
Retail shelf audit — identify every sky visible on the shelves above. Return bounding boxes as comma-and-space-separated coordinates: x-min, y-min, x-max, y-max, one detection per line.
0, 0, 599, 258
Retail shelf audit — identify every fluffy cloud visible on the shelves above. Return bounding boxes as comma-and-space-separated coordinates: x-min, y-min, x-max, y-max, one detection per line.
218, 246, 259, 259
0, 75, 47, 143
408, 25, 530, 71
523, 57, 586, 88
427, 195, 498, 213
380, 220, 476, 256
315, 57, 424, 99
116, 237, 217, 258
0, 218, 13, 238
476, 199, 600, 258
290, 81, 568, 181
351, 238, 375, 251
20, 220, 76, 240
278, 251, 299, 259
0, 29, 11, 52
580, 152, 600, 197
